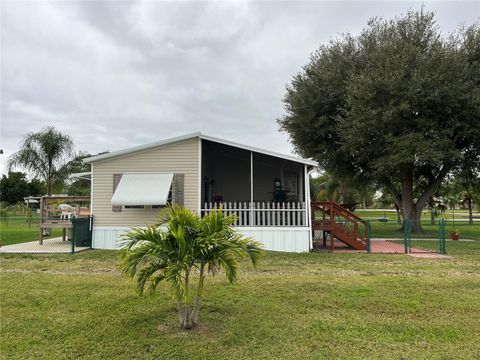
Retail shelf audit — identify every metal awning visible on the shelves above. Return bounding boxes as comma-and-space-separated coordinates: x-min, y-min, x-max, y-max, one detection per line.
69, 172, 92, 180
111, 173, 174, 206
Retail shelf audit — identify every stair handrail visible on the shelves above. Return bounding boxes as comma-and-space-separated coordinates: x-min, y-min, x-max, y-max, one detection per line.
311, 201, 369, 242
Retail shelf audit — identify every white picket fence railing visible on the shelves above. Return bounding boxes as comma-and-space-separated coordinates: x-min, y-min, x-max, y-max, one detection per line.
201, 202, 307, 227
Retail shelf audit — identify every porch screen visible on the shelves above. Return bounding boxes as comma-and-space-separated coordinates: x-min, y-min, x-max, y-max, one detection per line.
111, 173, 174, 206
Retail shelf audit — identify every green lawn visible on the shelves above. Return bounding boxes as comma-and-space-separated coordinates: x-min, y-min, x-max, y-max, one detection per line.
0, 218, 63, 246
352, 210, 480, 241
355, 209, 480, 221
1, 244, 480, 359
2, 210, 478, 246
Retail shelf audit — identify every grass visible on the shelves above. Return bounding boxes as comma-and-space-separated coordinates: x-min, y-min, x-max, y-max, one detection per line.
1, 243, 480, 359
352, 210, 480, 241
366, 220, 480, 241
0, 217, 63, 246
2, 209, 478, 246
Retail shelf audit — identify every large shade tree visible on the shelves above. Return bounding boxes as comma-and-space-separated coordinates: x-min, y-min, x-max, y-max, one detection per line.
279, 10, 480, 232
8, 127, 74, 196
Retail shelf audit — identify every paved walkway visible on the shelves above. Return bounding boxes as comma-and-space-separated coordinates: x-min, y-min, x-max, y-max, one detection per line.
0, 237, 89, 253
314, 238, 450, 258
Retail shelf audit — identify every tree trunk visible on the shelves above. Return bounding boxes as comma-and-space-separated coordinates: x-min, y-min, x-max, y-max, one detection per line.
181, 270, 193, 330
408, 206, 423, 233
400, 165, 424, 233
392, 164, 451, 234
192, 297, 202, 327
394, 204, 402, 225
428, 196, 436, 225
467, 196, 473, 224
177, 303, 184, 327
183, 305, 193, 330
192, 263, 205, 326
47, 162, 52, 196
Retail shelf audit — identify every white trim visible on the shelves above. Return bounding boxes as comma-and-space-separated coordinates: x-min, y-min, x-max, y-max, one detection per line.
92, 225, 311, 252
250, 151, 254, 225
305, 165, 312, 250
83, 132, 318, 166
235, 226, 310, 231
198, 138, 202, 214
69, 171, 91, 180
92, 226, 132, 249
93, 226, 133, 230
84, 132, 201, 163
90, 163, 94, 216
235, 227, 310, 252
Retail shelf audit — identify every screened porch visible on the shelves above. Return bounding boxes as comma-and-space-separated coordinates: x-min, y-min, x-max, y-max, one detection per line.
200, 140, 310, 227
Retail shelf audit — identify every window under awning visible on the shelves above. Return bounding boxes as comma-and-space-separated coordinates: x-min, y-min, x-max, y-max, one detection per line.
111, 173, 174, 206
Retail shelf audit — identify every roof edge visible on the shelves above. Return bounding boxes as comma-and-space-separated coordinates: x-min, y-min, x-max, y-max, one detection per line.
83, 131, 318, 166
199, 134, 318, 166
83, 132, 201, 163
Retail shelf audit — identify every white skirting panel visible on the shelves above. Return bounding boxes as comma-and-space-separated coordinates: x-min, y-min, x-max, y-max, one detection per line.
235, 227, 311, 253
93, 226, 312, 253
92, 227, 132, 250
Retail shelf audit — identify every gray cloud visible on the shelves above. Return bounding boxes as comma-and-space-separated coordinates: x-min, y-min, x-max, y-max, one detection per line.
1, 1, 479, 174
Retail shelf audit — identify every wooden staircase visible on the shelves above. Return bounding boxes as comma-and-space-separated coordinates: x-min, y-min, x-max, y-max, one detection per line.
311, 201, 368, 251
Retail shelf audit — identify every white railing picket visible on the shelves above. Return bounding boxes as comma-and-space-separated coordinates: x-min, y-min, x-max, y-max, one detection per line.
302, 202, 305, 225
296, 202, 300, 226
275, 202, 279, 226
233, 202, 238, 226
267, 202, 271, 226
286, 202, 291, 226
261, 202, 266, 226
243, 202, 248, 226
201, 201, 307, 228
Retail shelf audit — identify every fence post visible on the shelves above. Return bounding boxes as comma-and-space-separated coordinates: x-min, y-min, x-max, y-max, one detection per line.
71, 216, 76, 254
89, 215, 93, 249
439, 218, 446, 255
403, 219, 410, 254
367, 221, 371, 254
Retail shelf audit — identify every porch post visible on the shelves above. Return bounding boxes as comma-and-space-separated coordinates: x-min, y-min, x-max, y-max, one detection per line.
250, 152, 254, 226
305, 165, 313, 250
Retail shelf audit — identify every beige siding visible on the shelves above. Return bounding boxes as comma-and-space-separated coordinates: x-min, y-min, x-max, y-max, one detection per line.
92, 138, 199, 227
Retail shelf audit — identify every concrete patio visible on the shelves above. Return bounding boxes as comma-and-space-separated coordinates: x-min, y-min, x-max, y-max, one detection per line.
0, 237, 89, 254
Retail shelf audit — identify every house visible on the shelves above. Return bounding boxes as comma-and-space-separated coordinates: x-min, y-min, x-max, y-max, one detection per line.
83, 132, 318, 252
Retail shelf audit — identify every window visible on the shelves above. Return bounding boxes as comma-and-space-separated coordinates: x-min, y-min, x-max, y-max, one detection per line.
124, 205, 145, 209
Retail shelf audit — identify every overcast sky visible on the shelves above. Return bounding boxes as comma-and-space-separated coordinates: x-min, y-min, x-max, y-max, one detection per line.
1, 1, 478, 175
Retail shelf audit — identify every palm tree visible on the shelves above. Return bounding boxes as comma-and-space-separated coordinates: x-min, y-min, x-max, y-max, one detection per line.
8, 126, 74, 195
119, 205, 264, 330
311, 171, 374, 207
311, 173, 342, 202
191, 209, 263, 326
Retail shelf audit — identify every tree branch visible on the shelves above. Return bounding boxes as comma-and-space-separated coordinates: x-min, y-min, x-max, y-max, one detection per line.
383, 180, 402, 208
417, 166, 451, 209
